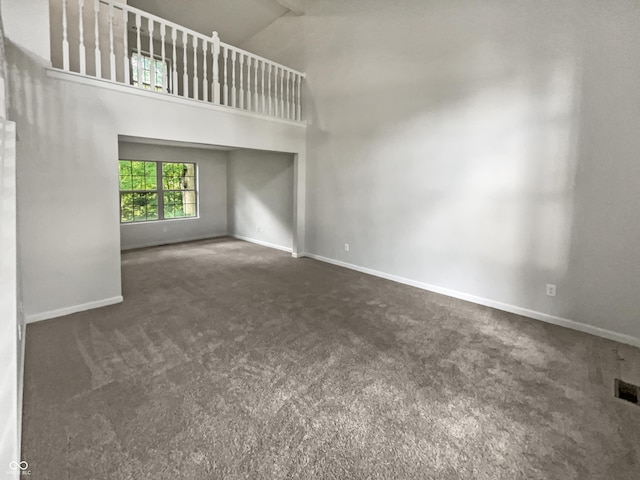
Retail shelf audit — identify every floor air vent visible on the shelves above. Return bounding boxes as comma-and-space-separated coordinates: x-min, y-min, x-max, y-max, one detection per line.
615, 379, 639, 405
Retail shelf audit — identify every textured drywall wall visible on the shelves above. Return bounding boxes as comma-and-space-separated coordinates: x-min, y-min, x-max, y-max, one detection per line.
2, 0, 50, 62
228, 149, 294, 251
0, 119, 19, 479
242, 0, 640, 342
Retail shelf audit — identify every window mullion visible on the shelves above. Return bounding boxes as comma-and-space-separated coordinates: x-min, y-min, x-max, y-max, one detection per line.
119, 159, 196, 224
157, 161, 164, 220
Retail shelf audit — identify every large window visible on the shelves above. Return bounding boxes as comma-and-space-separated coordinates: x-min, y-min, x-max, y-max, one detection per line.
131, 51, 170, 92
119, 160, 197, 223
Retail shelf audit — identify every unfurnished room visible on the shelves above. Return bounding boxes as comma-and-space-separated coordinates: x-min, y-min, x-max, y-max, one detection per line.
0, 0, 639, 479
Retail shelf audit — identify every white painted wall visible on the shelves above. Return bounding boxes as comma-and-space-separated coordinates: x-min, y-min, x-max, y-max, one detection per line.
1, 0, 50, 63
6, 10, 306, 321
119, 142, 228, 250
0, 119, 19, 480
227, 149, 294, 251
242, 0, 640, 343
1, 3, 22, 476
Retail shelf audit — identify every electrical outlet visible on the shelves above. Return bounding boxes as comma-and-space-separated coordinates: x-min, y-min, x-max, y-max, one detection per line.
256, 225, 260, 232
546, 284, 557, 297
344, 243, 349, 252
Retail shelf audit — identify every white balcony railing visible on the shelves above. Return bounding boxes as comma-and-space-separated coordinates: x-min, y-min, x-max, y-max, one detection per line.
52, 0, 305, 122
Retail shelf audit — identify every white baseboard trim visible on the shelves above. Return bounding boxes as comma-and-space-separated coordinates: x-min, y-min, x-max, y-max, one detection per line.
121, 233, 228, 251
25, 296, 124, 324
301, 253, 640, 349
18, 323, 25, 462
231, 234, 293, 253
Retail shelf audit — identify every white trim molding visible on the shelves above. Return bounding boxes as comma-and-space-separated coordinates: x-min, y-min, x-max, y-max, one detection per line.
120, 233, 228, 251
46, 68, 308, 128
18, 330, 25, 455
25, 296, 124, 324
299, 253, 640, 349
231, 234, 293, 253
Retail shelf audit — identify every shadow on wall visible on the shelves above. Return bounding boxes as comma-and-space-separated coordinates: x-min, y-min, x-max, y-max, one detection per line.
227, 149, 295, 251
561, 1, 640, 338
300, 0, 591, 323
7, 40, 120, 317
361, 49, 581, 302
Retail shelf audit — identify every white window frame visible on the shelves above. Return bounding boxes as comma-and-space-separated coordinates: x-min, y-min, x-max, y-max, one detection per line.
130, 50, 172, 93
119, 160, 198, 224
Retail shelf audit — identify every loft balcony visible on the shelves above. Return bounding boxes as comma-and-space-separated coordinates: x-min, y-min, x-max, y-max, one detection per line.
49, 0, 305, 122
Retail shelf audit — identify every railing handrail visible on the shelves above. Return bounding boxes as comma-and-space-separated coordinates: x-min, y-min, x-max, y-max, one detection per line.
98, 0, 211, 44
220, 41, 304, 78
59, 0, 304, 121
98, 0, 305, 78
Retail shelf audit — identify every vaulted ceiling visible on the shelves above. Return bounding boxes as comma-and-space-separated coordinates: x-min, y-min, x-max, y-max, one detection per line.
127, 0, 290, 45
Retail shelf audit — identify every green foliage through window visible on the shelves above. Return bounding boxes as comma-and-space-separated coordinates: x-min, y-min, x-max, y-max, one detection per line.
119, 160, 196, 224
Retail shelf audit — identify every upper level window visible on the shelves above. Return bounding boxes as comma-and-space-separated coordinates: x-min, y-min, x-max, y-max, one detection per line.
131, 51, 170, 92
119, 160, 197, 223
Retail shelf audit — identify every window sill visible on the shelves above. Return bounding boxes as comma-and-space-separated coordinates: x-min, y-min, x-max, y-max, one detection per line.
120, 216, 200, 226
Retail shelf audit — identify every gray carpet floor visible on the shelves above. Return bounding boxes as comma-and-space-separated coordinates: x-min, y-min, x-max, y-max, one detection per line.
22, 237, 640, 479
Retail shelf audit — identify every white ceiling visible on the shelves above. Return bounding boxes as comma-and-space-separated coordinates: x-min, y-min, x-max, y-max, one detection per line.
128, 0, 290, 45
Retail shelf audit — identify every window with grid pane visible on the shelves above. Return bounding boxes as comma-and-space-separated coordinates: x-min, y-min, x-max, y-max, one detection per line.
131, 52, 169, 92
119, 160, 197, 223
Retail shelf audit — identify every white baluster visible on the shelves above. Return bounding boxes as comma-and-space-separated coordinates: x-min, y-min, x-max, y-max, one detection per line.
182, 31, 188, 97
202, 41, 208, 102
284, 71, 288, 118
253, 57, 258, 112
290, 71, 295, 120
267, 63, 272, 115
273, 67, 278, 117
122, 8, 129, 84
148, 18, 155, 90
287, 70, 291, 119
211, 32, 221, 104
278, 68, 283, 117
135, 14, 142, 88
192, 36, 199, 100
223, 46, 229, 105
231, 50, 237, 108
246, 56, 252, 111
291, 73, 295, 119
279, 67, 284, 118
78, 0, 86, 75
292, 73, 297, 120
160, 24, 166, 92
93, 0, 101, 78
62, 0, 70, 70
171, 28, 178, 94
239, 54, 244, 110
296, 74, 302, 121
261, 61, 265, 113
108, 3, 115, 81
